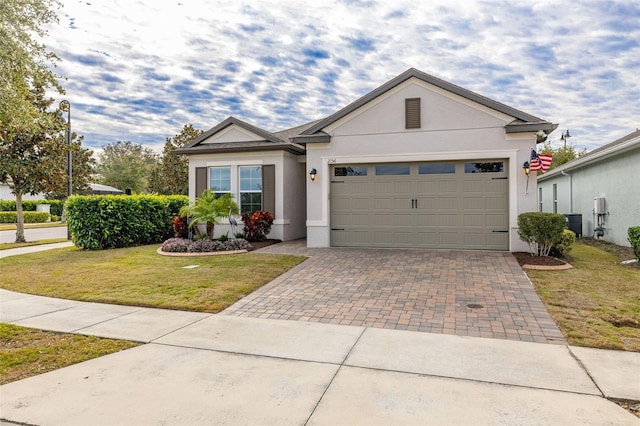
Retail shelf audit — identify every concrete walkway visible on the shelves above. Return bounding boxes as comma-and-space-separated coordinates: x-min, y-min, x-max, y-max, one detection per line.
0, 241, 74, 259
1, 289, 639, 425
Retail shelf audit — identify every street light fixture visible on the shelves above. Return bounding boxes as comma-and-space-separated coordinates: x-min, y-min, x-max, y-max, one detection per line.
59, 100, 72, 240
560, 129, 571, 148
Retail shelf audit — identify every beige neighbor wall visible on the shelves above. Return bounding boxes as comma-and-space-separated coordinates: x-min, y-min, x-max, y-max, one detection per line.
306, 78, 539, 251
187, 150, 306, 241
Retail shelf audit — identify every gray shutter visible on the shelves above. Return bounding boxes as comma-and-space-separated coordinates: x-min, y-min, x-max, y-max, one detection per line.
262, 164, 275, 214
195, 167, 207, 196
405, 98, 421, 129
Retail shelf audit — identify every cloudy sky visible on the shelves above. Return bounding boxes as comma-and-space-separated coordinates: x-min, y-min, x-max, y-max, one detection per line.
44, 0, 639, 154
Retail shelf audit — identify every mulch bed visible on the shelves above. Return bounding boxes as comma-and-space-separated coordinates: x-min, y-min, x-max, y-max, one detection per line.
247, 239, 281, 251
512, 252, 568, 267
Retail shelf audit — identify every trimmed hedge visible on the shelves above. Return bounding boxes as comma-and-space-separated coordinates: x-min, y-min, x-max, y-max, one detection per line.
517, 212, 567, 256
0, 199, 64, 217
629, 227, 640, 261
0, 211, 51, 223
66, 195, 188, 250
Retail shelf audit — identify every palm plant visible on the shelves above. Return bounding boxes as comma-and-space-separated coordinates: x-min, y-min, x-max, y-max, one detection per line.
179, 190, 239, 240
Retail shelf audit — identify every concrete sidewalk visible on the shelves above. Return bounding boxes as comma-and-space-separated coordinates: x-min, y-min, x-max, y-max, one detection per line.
0, 241, 74, 259
1, 289, 638, 425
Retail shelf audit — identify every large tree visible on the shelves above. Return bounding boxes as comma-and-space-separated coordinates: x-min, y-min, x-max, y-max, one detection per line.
539, 141, 587, 171
0, 0, 66, 242
148, 124, 202, 195
96, 141, 159, 194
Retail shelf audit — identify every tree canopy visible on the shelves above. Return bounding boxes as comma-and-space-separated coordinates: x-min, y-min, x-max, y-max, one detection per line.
148, 124, 202, 195
96, 141, 159, 194
540, 141, 587, 171
0, 0, 64, 139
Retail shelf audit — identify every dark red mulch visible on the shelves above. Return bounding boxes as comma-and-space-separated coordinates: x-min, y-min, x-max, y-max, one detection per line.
247, 239, 281, 251
512, 252, 567, 267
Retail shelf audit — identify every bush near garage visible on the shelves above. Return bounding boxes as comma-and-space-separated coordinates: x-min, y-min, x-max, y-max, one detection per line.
0, 199, 64, 217
66, 195, 188, 250
549, 229, 576, 258
0, 211, 50, 223
628, 227, 640, 260
517, 212, 567, 256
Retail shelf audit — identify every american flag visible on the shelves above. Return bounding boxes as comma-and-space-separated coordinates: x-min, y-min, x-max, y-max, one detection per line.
530, 149, 553, 173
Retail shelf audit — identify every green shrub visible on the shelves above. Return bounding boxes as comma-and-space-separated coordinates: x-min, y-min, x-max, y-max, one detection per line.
549, 229, 576, 258
517, 212, 567, 256
0, 211, 50, 223
628, 227, 640, 260
0, 199, 64, 216
66, 194, 189, 250
242, 210, 274, 241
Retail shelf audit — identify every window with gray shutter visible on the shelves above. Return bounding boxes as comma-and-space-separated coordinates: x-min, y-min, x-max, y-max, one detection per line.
405, 98, 421, 129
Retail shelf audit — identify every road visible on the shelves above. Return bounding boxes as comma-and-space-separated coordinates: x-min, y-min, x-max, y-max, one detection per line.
0, 226, 68, 243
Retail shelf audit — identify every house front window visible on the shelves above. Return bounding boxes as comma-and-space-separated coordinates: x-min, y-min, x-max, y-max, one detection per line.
209, 166, 231, 195
239, 165, 262, 214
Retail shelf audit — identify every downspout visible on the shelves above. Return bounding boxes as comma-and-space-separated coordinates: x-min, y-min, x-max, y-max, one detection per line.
561, 171, 573, 212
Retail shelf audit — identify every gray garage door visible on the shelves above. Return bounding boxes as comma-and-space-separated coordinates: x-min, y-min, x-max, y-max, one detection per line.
330, 160, 509, 250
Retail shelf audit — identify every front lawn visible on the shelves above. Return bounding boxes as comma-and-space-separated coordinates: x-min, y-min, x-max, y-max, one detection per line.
0, 244, 306, 312
0, 238, 68, 250
527, 241, 640, 351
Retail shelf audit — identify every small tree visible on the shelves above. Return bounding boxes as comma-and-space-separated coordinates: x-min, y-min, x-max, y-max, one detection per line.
517, 212, 567, 256
180, 190, 238, 240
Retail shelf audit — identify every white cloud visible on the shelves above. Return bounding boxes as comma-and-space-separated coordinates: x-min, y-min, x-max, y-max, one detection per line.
44, 0, 640, 153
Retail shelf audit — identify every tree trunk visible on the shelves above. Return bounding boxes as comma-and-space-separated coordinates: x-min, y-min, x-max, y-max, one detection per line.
15, 192, 26, 243
206, 223, 214, 240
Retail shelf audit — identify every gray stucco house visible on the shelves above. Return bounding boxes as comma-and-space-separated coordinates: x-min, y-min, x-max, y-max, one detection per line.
175, 68, 558, 252
537, 129, 640, 247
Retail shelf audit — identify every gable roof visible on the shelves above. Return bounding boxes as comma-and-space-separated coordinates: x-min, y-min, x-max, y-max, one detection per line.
174, 116, 305, 155
538, 129, 640, 181
300, 67, 556, 137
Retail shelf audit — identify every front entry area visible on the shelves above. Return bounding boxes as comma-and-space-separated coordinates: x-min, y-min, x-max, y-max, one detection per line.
330, 160, 509, 250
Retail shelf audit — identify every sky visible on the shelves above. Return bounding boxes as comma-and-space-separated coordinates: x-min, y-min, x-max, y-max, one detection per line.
43, 0, 640, 155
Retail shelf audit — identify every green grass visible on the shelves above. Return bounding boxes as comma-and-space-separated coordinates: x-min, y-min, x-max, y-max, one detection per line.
0, 244, 307, 312
528, 243, 640, 351
0, 238, 69, 250
0, 323, 140, 385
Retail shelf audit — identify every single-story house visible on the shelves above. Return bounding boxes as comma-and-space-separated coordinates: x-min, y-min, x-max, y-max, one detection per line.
175, 68, 558, 252
537, 129, 640, 247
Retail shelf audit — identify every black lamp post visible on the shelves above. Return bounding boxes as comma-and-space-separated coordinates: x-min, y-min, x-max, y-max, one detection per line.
59, 100, 72, 240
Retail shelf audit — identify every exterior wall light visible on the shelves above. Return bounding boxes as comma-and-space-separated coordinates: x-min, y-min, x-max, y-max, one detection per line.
523, 161, 530, 176
309, 168, 317, 181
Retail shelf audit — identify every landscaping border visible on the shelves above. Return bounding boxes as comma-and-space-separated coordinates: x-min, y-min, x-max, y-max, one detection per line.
156, 247, 248, 257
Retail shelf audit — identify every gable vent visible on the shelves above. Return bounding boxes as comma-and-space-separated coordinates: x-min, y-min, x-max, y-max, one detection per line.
405, 98, 421, 129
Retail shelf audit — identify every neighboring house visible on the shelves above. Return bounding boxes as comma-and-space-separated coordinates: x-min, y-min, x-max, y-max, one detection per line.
175, 68, 557, 252
0, 182, 124, 200
86, 183, 124, 195
0, 181, 43, 201
537, 129, 640, 247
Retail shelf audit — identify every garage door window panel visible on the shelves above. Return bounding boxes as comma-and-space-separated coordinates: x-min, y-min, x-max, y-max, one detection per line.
334, 166, 367, 177
375, 165, 410, 175
419, 163, 455, 174
464, 162, 505, 173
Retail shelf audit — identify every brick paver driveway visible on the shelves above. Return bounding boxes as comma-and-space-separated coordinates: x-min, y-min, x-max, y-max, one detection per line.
223, 240, 566, 344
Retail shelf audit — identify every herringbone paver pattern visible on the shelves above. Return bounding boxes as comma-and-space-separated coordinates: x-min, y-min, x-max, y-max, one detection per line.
223, 240, 566, 344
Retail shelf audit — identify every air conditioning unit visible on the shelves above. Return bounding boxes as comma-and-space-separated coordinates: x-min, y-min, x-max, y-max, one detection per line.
594, 197, 606, 215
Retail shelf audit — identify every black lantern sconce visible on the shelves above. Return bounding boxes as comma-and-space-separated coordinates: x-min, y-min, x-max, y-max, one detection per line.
309, 168, 317, 181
